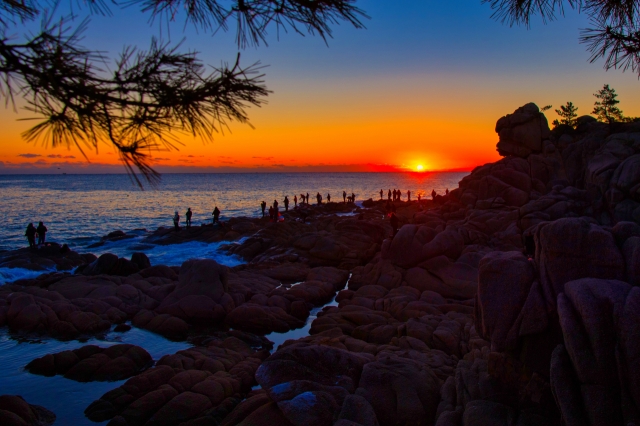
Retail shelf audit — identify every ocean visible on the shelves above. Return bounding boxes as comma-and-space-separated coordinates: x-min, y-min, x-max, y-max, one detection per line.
0, 172, 466, 269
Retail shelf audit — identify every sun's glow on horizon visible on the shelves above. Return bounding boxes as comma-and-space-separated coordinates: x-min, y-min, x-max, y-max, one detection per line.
416, 164, 424, 171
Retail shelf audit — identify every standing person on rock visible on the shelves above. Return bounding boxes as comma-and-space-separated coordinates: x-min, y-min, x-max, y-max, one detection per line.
351, 192, 355, 203
173, 212, 180, 232
445, 188, 449, 195
294, 195, 298, 208
407, 190, 411, 202
343, 191, 347, 203
431, 189, 437, 200
25, 223, 37, 248
306, 193, 310, 205
380, 189, 383, 200
36, 222, 47, 245
268, 205, 274, 221
185, 208, 193, 228
284, 196, 289, 211
212, 206, 220, 224
327, 193, 331, 203
36, 221, 48, 244
316, 192, 322, 204
390, 213, 399, 238
261, 201, 266, 218
388, 189, 391, 200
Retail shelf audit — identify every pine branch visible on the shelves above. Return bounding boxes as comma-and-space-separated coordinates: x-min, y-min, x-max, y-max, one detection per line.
1, 17, 269, 187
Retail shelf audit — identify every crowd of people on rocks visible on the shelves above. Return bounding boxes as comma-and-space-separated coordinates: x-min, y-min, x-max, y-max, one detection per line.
23, 186, 450, 244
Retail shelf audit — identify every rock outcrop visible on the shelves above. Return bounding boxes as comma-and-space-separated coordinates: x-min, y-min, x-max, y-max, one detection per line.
0, 395, 56, 426
26, 344, 152, 382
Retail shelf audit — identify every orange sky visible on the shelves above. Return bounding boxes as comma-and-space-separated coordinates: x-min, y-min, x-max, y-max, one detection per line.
2, 70, 639, 174
1, 3, 639, 174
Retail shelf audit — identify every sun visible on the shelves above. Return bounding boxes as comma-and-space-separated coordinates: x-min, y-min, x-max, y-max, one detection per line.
416, 164, 424, 171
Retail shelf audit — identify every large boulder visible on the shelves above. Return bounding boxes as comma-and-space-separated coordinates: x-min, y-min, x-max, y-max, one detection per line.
25, 344, 152, 382
552, 278, 640, 426
495, 103, 551, 158
158, 259, 228, 309
80, 253, 140, 276
355, 356, 440, 426
536, 218, 625, 304
0, 395, 56, 426
256, 343, 373, 393
476, 251, 535, 352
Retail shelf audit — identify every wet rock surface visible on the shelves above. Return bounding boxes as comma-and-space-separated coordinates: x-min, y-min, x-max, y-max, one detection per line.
0, 243, 94, 271
2, 103, 640, 425
25, 344, 152, 382
0, 395, 56, 426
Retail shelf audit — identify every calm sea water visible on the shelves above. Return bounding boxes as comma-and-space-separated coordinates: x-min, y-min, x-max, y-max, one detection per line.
0, 172, 466, 254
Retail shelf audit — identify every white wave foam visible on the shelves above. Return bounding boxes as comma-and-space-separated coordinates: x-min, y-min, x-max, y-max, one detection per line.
88, 236, 245, 267
0, 267, 54, 284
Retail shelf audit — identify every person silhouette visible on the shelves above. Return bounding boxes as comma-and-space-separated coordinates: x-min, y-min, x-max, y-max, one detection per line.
261, 200, 266, 218
36, 221, 48, 244
25, 223, 36, 248
327, 193, 331, 203
392, 189, 397, 201
294, 195, 298, 207
343, 191, 347, 203
273, 201, 279, 222
380, 189, 383, 200
269, 205, 274, 221
284, 196, 289, 211
418, 194, 421, 202
173, 211, 180, 231
185, 208, 192, 228
212, 206, 220, 224
407, 190, 411, 202
351, 193, 355, 203
388, 189, 391, 200
431, 189, 436, 200
445, 188, 449, 195
306, 193, 310, 205
273, 199, 279, 210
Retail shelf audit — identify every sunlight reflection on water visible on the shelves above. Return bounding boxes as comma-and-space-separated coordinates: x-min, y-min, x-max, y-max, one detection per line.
0, 172, 466, 251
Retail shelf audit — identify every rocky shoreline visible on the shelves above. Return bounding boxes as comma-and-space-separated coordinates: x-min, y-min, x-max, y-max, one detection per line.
1, 102, 639, 425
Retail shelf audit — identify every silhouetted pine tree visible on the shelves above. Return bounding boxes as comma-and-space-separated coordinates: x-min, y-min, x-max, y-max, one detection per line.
593, 84, 624, 123
552, 101, 579, 128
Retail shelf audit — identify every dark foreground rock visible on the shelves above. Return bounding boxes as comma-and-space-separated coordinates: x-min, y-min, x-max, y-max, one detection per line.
26, 344, 152, 382
85, 334, 270, 425
0, 395, 56, 426
0, 243, 94, 272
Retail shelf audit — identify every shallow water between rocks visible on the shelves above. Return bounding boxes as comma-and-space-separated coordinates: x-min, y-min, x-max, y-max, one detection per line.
0, 269, 343, 424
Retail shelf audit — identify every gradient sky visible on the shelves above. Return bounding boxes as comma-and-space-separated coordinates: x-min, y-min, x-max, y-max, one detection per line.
1, 0, 639, 173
